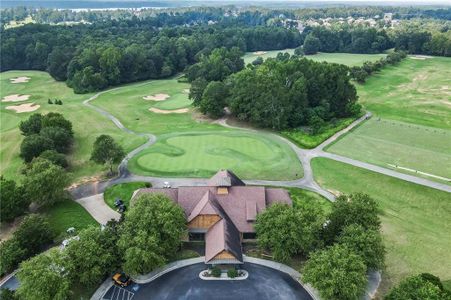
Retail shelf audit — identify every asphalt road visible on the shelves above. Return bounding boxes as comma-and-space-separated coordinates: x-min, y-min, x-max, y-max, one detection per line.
102, 263, 313, 300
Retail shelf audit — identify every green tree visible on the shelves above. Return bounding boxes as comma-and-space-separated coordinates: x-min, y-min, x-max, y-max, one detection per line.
303, 34, 320, 55
16, 249, 71, 300
385, 274, 449, 300
188, 77, 208, 106
38, 150, 68, 169
337, 224, 385, 270
39, 126, 73, 153
324, 193, 380, 243
90, 135, 125, 175
118, 193, 186, 276
199, 81, 227, 118
255, 202, 325, 262
0, 239, 27, 275
19, 113, 42, 136
20, 134, 54, 163
66, 226, 119, 287
13, 214, 54, 256
0, 288, 16, 300
303, 244, 367, 300
0, 177, 29, 222
23, 159, 69, 207
41, 112, 73, 135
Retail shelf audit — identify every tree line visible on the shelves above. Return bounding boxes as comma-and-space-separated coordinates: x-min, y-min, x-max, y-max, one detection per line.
0, 22, 301, 93
349, 51, 407, 83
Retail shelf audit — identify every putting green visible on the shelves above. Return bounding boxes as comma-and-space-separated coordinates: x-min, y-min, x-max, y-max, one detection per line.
129, 131, 303, 180
243, 50, 387, 66
326, 118, 451, 182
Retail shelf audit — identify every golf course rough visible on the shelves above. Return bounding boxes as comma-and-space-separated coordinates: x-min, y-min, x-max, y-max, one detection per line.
129, 131, 303, 180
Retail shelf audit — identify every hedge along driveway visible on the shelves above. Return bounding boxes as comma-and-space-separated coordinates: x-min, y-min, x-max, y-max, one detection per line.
128, 131, 303, 180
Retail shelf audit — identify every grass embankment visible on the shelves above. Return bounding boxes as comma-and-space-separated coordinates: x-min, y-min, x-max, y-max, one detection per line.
243, 50, 387, 66
281, 117, 357, 149
128, 131, 302, 180
103, 182, 149, 209
311, 157, 451, 294
0, 71, 146, 183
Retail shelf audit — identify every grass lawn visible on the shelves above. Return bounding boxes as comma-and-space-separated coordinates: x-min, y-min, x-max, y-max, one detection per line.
103, 181, 150, 209
243, 50, 387, 66
281, 117, 357, 149
356, 57, 451, 129
311, 157, 451, 294
0, 71, 146, 183
128, 131, 303, 180
43, 200, 98, 239
326, 118, 451, 181
287, 187, 332, 214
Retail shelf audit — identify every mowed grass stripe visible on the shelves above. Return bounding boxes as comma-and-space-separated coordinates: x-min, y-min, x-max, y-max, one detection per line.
130, 132, 302, 180
311, 157, 451, 294
327, 118, 451, 180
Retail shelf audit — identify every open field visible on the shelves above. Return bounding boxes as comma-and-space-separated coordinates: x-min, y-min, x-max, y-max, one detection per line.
356, 57, 451, 129
312, 157, 451, 294
129, 131, 303, 180
0, 71, 146, 182
326, 118, 451, 181
243, 50, 387, 66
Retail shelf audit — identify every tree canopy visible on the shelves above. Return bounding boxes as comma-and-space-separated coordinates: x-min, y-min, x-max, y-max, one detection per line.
0, 177, 28, 222
118, 193, 186, 276
90, 135, 125, 175
385, 274, 450, 300
303, 244, 368, 300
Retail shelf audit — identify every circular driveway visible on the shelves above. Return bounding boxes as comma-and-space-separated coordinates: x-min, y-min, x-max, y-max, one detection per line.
103, 263, 313, 300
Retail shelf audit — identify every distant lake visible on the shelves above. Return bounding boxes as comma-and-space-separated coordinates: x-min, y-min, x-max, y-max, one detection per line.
0, 1, 183, 9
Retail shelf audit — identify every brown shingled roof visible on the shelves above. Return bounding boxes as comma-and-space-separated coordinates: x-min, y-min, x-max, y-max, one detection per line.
187, 191, 218, 222
207, 169, 245, 187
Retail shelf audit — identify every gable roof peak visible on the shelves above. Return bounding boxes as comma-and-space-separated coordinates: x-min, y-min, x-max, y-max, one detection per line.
208, 169, 245, 187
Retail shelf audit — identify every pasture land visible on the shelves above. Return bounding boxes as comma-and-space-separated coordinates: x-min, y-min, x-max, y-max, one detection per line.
128, 131, 303, 180
0, 71, 146, 182
356, 56, 451, 129
243, 50, 387, 66
312, 157, 451, 294
326, 118, 451, 182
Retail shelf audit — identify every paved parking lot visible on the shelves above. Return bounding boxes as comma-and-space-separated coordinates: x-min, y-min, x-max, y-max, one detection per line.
103, 263, 313, 300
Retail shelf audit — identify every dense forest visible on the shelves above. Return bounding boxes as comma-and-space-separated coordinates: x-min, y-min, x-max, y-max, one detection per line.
187, 50, 360, 130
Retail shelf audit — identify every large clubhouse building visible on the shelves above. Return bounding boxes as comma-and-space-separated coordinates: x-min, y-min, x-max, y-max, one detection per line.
132, 170, 292, 266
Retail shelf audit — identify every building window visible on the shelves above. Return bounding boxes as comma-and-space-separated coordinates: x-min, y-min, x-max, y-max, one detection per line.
243, 232, 256, 239
189, 232, 205, 241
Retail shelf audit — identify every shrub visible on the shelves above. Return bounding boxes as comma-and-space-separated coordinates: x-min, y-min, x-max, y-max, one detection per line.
48, 99, 53, 104
227, 268, 238, 278
211, 266, 221, 277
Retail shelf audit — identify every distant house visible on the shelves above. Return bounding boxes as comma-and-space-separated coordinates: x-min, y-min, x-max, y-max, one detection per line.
132, 170, 292, 266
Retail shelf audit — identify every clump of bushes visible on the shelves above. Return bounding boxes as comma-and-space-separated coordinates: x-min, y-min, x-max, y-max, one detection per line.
48, 99, 63, 105
210, 266, 222, 277
227, 268, 238, 278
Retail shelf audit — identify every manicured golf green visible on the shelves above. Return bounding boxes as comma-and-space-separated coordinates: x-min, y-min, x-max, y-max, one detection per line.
326, 118, 451, 181
356, 56, 451, 129
243, 50, 387, 66
312, 157, 451, 293
129, 131, 303, 180
0, 71, 146, 182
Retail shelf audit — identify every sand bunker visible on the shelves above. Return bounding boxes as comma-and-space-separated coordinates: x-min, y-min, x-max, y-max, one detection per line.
410, 55, 433, 60
143, 93, 170, 101
1, 94, 31, 102
6, 103, 40, 113
10, 77, 31, 83
253, 51, 267, 56
149, 107, 189, 114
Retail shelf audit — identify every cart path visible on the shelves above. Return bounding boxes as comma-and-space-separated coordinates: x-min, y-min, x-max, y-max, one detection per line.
71, 87, 450, 207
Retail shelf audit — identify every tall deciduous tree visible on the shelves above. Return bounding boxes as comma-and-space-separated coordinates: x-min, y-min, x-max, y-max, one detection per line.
16, 249, 71, 300
118, 193, 186, 276
20, 134, 54, 163
255, 202, 325, 262
19, 113, 42, 136
65, 226, 119, 287
199, 81, 227, 118
303, 34, 320, 55
337, 224, 385, 270
90, 135, 125, 175
385, 274, 449, 300
303, 244, 367, 300
0, 177, 29, 222
23, 159, 69, 207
